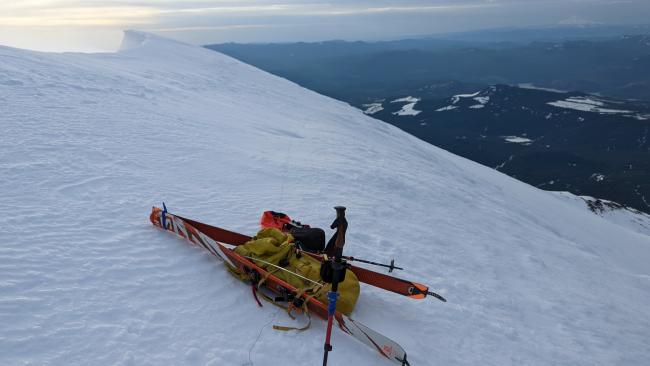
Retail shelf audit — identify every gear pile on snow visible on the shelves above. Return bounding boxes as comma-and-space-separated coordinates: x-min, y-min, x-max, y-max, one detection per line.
150, 205, 446, 365
232, 228, 360, 315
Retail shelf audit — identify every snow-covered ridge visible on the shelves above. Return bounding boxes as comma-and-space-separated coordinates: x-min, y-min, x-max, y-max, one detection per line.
119, 29, 150, 51
2, 32, 650, 366
554, 192, 650, 237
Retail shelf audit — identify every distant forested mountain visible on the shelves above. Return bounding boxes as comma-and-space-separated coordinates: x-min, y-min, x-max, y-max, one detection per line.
208, 34, 650, 101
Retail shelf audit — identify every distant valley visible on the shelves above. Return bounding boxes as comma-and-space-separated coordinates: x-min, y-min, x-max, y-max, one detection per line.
365, 85, 650, 214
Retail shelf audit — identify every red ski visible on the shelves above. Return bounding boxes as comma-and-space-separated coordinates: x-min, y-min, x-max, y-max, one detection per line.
171, 209, 442, 301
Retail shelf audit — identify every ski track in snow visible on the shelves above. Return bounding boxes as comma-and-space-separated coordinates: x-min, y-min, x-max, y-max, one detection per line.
1, 31, 650, 366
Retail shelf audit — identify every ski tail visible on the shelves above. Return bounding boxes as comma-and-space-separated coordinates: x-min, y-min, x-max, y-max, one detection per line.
150, 206, 236, 267
338, 315, 410, 365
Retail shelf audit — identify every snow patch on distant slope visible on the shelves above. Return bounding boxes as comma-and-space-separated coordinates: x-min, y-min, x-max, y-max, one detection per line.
474, 96, 489, 105
391, 96, 419, 103
503, 136, 534, 145
469, 96, 490, 109
518, 83, 568, 93
548, 97, 633, 114
451, 92, 480, 104
629, 114, 649, 121
590, 173, 606, 182
391, 96, 421, 116
362, 103, 383, 115
436, 105, 458, 112
393, 103, 421, 116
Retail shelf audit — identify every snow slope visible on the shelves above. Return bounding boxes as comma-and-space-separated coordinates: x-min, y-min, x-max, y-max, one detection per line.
1, 31, 649, 366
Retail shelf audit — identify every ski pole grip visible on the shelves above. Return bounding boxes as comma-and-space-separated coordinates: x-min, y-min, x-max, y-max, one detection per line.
333, 206, 347, 257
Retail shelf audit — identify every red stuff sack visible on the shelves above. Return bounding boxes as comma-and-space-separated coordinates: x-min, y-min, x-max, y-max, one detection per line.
260, 211, 307, 231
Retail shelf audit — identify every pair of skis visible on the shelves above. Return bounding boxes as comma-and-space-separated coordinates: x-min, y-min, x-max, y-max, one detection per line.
174, 211, 446, 302
150, 206, 444, 365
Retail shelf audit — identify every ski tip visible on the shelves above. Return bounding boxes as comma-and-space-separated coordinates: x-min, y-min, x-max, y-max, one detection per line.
427, 291, 447, 302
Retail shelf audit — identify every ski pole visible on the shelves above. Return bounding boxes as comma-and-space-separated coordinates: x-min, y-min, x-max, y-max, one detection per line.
344, 257, 403, 272
295, 249, 403, 273
322, 206, 348, 366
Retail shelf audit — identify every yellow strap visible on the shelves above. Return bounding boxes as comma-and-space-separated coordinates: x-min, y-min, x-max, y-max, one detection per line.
255, 286, 312, 332
272, 311, 311, 332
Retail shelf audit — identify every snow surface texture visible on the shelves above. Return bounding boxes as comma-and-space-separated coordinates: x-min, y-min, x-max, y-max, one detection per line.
2, 31, 650, 366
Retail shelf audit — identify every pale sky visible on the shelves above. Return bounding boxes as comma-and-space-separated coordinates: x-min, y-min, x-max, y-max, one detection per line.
0, 0, 649, 52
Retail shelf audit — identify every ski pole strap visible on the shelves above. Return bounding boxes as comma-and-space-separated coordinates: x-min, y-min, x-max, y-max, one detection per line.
251, 285, 263, 307
161, 202, 168, 230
